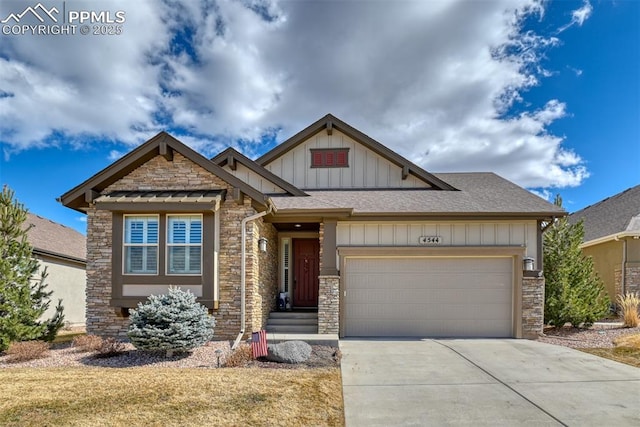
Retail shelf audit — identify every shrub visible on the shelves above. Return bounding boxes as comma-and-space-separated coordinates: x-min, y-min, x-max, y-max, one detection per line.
224, 344, 253, 367
543, 195, 609, 327
0, 186, 65, 351
72, 334, 104, 352
127, 287, 215, 356
94, 338, 126, 358
5, 340, 49, 363
617, 293, 640, 328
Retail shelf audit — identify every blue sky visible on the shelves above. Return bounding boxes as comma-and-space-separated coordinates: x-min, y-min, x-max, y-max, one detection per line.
0, 0, 638, 234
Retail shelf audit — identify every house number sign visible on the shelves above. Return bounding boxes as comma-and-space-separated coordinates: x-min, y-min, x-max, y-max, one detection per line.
419, 236, 442, 245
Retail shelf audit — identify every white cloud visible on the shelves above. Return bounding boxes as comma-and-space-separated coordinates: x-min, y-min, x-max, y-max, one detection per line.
572, 0, 593, 26
0, 0, 590, 190
558, 0, 593, 32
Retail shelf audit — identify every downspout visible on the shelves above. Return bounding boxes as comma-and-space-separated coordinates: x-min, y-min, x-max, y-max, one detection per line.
621, 236, 627, 295
212, 198, 221, 308
232, 202, 273, 350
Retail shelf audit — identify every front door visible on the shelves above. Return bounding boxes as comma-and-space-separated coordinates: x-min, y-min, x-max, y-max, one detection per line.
293, 239, 319, 307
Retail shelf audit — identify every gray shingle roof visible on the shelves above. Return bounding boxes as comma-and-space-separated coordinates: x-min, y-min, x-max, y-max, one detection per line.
24, 213, 86, 262
270, 173, 564, 217
569, 185, 640, 242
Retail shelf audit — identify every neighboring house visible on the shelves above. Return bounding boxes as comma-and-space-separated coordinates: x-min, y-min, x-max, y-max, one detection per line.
25, 213, 87, 326
60, 114, 564, 340
569, 185, 640, 300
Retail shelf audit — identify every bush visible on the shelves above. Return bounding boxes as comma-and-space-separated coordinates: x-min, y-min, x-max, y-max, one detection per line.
127, 287, 215, 356
5, 340, 49, 363
94, 338, 126, 358
0, 186, 65, 351
72, 334, 104, 352
224, 344, 253, 367
543, 195, 609, 327
617, 293, 640, 328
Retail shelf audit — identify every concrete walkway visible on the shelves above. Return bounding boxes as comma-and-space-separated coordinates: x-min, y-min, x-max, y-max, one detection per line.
340, 339, 640, 426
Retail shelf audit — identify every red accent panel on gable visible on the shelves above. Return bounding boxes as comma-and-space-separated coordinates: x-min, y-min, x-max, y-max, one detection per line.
312, 151, 324, 167
310, 148, 349, 168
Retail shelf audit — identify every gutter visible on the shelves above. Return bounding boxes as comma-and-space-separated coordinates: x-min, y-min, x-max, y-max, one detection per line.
580, 231, 640, 249
232, 202, 273, 350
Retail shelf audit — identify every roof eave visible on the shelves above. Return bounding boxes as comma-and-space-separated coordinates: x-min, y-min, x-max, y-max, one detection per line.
581, 231, 640, 248
59, 132, 269, 211
212, 147, 307, 196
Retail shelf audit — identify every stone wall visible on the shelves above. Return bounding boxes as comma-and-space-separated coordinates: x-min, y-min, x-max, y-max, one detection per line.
85, 152, 267, 340
247, 219, 278, 333
318, 275, 340, 334
85, 207, 119, 336
521, 274, 545, 339
615, 262, 640, 296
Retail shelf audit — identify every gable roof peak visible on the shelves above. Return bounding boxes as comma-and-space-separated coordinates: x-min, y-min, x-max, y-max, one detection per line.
60, 132, 268, 212
256, 113, 457, 191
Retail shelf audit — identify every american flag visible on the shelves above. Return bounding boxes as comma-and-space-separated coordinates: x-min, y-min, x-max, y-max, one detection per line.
251, 330, 268, 358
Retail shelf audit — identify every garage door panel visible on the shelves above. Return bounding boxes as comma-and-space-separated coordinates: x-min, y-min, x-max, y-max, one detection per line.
344, 257, 513, 338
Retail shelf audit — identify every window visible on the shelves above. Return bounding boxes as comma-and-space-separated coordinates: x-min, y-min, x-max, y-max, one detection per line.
310, 148, 349, 168
282, 238, 290, 292
124, 215, 158, 274
167, 215, 202, 275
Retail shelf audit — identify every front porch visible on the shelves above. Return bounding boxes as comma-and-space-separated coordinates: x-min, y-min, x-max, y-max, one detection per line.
268, 220, 340, 336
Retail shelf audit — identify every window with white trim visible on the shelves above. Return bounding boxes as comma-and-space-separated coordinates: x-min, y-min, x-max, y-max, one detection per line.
167, 215, 202, 275
124, 215, 159, 274
282, 238, 290, 292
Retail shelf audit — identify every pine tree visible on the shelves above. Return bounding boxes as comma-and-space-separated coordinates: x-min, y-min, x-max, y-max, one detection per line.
128, 287, 215, 356
0, 186, 65, 351
543, 195, 609, 327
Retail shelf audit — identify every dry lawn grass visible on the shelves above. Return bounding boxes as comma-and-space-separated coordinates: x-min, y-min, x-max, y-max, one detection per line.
0, 367, 343, 427
581, 333, 640, 368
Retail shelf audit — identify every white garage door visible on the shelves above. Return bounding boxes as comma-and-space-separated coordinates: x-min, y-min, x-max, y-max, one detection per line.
344, 257, 513, 337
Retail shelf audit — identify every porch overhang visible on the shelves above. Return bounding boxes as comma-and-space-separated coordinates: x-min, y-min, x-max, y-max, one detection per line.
93, 189, 226, 211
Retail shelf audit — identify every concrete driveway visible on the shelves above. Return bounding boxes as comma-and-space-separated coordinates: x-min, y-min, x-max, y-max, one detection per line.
340, 339, 640, 426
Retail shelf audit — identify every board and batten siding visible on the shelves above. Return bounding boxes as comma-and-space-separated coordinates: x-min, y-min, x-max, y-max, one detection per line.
337, 221, 538, 257
263, 129, 430, 189
223, 164, 287, 194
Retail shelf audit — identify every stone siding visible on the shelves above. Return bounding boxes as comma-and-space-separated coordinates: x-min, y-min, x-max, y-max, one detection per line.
318, 275, 340, 334
247, 219, 278, 333
615, 262, 640, 296
85, 152, 267, 340
521, 275, 545, 339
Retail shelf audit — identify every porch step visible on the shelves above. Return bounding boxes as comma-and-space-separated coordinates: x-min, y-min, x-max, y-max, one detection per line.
268, 311, 318, 319
266, 324, 318, 333
268, 317, 318, 326
266, 311, 318, 334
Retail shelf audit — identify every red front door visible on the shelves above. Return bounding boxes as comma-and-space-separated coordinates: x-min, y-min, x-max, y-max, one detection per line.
293, 239, 319, 307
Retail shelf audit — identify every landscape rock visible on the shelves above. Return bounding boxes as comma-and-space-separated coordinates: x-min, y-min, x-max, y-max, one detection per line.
266, 341, 312, 364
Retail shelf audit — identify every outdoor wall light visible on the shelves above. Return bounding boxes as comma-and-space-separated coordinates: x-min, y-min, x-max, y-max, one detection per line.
258, 237, 268, 253
523, 256, 535, 271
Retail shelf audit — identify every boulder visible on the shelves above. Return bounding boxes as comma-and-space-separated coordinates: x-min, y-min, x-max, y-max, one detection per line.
266, 340, 312, 364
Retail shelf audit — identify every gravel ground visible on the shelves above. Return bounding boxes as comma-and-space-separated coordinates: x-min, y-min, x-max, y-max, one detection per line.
0, 341, 340, 369
4, 324, 636, 368
537, 323, 640, 349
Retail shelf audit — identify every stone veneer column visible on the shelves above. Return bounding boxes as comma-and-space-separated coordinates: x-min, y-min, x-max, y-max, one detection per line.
318, 275, 340, 334
616, 263, 640, 295
627, 264, 640, 294
521, 274, 545, 339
